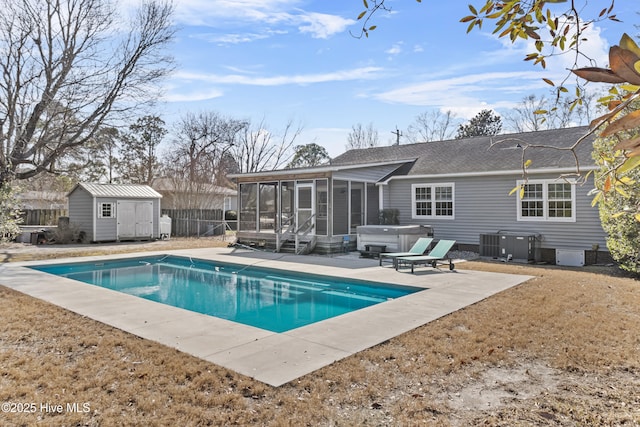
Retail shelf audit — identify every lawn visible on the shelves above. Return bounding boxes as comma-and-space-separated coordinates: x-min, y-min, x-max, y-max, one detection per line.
1, 239, 639, 426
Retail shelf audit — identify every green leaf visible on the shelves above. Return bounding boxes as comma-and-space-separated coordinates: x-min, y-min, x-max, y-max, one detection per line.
524, 159, 532, 168
615, 186, 630, 198
620, 84, 640, 92
363, 0, 369, 9
357, 10, 366, 20
466, 20, 478, 34
619, 155, 640, 174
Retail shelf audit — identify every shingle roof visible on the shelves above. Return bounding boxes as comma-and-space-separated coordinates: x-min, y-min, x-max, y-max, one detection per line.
70, 182, 162, 199
331, 126, 596, 176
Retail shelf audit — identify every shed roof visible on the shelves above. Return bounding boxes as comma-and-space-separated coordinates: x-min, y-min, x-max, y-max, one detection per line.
69, 183, 162, 199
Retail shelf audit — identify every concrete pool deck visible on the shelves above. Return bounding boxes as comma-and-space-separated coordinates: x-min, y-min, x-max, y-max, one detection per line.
1, 248, 532, 387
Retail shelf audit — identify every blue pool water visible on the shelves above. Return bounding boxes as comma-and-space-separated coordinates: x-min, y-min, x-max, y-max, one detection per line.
30, 255, 421, 333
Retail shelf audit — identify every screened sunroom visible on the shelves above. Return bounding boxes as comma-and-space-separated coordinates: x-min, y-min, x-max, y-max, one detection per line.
229, 161, 409, 254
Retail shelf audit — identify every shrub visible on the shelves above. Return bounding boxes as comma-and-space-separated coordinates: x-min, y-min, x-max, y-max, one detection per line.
593, 135, 640, 273
0, 181, 23, 243
378, 208, 400, 225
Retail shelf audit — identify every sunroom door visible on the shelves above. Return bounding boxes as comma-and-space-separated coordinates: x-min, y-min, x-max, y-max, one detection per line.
296, 183, 315, 234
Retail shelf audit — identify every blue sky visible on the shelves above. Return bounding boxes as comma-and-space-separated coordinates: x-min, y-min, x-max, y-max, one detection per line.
151, 1, 639, 157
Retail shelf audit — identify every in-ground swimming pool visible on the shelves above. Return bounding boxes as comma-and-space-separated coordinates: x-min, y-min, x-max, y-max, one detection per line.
31, 255, 422, 333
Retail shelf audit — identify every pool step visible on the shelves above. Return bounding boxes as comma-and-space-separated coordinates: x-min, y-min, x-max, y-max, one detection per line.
265, 275, 329, 289
322, 290, 386, 303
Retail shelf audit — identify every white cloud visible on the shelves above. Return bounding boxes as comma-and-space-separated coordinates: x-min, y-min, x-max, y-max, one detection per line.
194, 32, 272, 44
174, 66, 383, 86
297, 12, 355, 39
169, 1, 353, 40
385, 42, 403, 55
164, 88, 224, 103
373, 70, 548, 105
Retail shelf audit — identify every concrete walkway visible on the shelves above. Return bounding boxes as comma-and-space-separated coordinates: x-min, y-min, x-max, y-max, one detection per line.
1, 248, 532, 386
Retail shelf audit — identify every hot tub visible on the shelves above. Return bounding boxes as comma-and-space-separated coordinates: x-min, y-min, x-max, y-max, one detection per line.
356, 225, 434, 253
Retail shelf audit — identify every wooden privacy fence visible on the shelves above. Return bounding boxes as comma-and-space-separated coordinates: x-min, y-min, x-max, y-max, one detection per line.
21, 209, 68, 226
161, 209, 235, 238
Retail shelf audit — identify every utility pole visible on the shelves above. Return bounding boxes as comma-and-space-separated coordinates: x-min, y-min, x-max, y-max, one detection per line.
391, 126, 402, 146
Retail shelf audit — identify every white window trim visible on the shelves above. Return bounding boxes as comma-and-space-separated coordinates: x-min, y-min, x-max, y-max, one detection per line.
411, 183, 455, 220
516, 179, 576, 222
98, 202, 115, 219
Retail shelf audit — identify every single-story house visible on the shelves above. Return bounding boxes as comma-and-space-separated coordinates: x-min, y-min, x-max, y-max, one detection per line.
17, 190, 67, 210
151, 177, 237, 212
229, 126, 610, 265
68, 182, 163, 242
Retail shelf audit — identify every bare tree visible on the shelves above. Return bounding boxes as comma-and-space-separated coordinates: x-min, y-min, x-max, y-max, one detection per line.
346, 123, 379, 150
406, 110, 458, 142
233, 118, 301, 173
0, 0, 175, 186
347, 122, 380, 149
160, 111, 247, 208
503, 95, 548, 133
62, 126, 121, 183
166, 111, 247, 184
504, 92, 600, 133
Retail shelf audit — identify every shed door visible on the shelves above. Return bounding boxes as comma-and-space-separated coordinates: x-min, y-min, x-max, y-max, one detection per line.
135, 201, 153, 237
117, 201, 153, 239
117, 201, 136, 238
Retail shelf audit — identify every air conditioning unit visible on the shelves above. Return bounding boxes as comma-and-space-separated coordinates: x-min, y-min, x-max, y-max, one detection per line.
479, 233, 501, 258
480, 232, 538, 262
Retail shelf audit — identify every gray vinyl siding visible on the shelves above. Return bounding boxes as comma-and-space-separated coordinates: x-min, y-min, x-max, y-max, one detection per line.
384, 173, 607, 252
68, 188, 95, 241
95, 197, 118, 241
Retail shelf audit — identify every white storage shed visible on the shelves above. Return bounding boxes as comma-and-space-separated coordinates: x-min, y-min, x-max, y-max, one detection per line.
68, 183, 163, 242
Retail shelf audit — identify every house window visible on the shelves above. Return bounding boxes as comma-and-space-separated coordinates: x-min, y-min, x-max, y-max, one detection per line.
98, 202, 114, 218
517, 180, 575, 222
411, 183, 454, 219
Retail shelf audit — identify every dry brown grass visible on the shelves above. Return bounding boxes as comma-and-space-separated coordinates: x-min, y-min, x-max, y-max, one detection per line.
1, 240, 639, 426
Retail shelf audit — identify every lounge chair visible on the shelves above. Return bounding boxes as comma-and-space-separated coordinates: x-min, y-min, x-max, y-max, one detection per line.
395, 239, 456, 273
379, 237, 434, 267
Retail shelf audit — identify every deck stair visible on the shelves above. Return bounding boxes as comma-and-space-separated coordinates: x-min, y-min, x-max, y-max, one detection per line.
279, 239, 314, 254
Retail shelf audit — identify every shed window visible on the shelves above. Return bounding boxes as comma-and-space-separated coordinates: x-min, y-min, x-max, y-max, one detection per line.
517, 180, 575, 222
98, 202, 115, 218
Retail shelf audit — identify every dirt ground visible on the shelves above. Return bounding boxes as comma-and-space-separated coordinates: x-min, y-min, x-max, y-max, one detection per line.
1, 238, 639, 426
